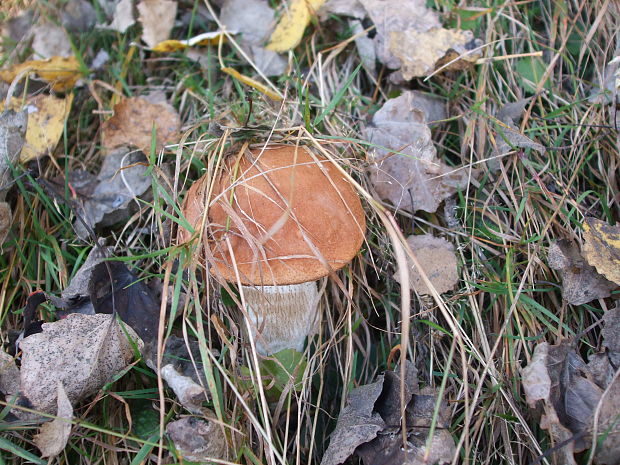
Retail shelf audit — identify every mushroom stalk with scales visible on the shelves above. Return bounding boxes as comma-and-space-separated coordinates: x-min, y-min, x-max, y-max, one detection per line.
180, 145, 366, 355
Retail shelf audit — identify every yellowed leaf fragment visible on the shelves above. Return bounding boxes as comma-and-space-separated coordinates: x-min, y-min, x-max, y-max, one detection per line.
221, 67, 283, 101
151, 31, 227, 52
266, 0, 326, 52
0, 56, 82, 92
390, 28, 480, 79
0, 94, 74, 162
583, 217, 620, 286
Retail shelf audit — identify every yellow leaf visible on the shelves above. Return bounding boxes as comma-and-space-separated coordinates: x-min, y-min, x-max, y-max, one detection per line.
151, 31, 228, 52
0, 94, 74, 162
583, 217, 620, 286
266, 0, 326, 53
221, 67, 283, 101
0, 56, 82, 92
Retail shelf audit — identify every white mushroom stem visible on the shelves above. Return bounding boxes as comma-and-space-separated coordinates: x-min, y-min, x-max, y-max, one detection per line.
241, 281, 320, 355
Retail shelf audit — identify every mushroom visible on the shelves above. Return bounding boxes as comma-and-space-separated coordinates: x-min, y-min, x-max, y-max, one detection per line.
179, 145, 365, 354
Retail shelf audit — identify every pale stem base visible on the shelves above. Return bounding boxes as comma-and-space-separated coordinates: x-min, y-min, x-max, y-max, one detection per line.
241, 281, 320, 355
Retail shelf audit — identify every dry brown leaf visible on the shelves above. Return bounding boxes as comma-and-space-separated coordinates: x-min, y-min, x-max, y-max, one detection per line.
322, 362, 455, 465
137, 0, 177, 48
101, 97, 180, 153
0, 93, 75, 162
522, 339, 620, 464
220, 0, 287, 76
18, 313, 141, 416
320, 0, 366, 19
166, 414, 229, 462
583, 218, 620, 286
31, 23, 73, 59
365, 91, 470, 213
0, 56, 82, 92
395, 234, 459, 295
358, 0, 481, 79
72, 148, 152, 239
389, 27, 480, 79
102, 0, 135, 33
548, 239, 617, 305
266, 0, 326, 52
0, 110, 26, 244
0, 350, 20, 397
33, 382, 73, 457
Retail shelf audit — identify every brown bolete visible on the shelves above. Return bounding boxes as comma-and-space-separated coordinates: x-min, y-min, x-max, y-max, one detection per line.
179, 145, 365, 354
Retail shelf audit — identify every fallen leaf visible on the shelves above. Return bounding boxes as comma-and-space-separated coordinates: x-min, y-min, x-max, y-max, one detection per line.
89, 260, 160, 345
31, 23, 73, 59
395, 234, 459, 295
47, 239, 112, 315
18, 313, 141, 417
322, 362, 455, 465
220, 0, 287, 76
0, 109, 26, 244
266, 0, 326, 53
221, 67, 283, 101
166, 414, 229, 462
1, 93, 75, 162
389, 27, 480, 79
522, 339, 620, 463
494, 99, 545, 162
151, 31, 228, 52
146, 335, 210, 412
137, 0, 178, 49
0, 350, 20, 397
101, 0, 135, 33
320, 0, 367, 20
73, 148, 152, 239
101, 97, 180, 152
319, 376, 385, 465
348, 19, 377, 75
602, 305, 620, 369
0, 56, 82, 92
61, 0, 97, 32
364, 91, 470, 213
583, 218, 620, 286
33, 382, 73, 457
0, 110, 27, 186
359, 0, 481, 79
548, 239, 617, 305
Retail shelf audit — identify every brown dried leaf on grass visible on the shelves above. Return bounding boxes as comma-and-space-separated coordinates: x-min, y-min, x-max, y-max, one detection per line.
321, 362, 455, 465
365, 91, 469, 213
0, 350, 20, 397
583, 218, 620, 286
358, 0, 481, 79
72, 148, 152, 239
101, 0, 135, 33
18, 313, 141, 417
0, 110, 26, 244
31, 23, 73, 59
521, 327, 620, 465
102, 97, 180, 153
394, 234, 459, 296
33, 382, 73, 457
166, 414, 229, 462
219, 0, 287, 76
137, 0, 177, 48
548, 239, 617, 305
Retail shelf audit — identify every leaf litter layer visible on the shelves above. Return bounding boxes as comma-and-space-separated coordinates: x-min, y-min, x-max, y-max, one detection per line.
0, 1, 618, 465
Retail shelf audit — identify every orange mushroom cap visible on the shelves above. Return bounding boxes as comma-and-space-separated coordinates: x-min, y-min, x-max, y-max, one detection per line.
179, 145, 366, 286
